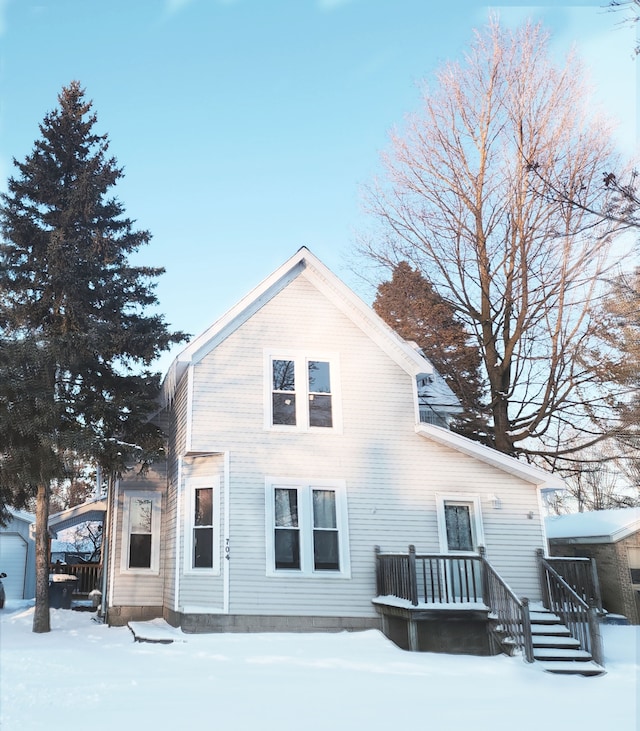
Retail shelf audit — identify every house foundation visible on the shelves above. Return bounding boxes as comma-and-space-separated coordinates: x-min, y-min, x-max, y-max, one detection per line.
166, 611, 380, 634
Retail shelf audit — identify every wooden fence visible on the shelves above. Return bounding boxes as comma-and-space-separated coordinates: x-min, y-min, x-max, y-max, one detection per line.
50, 563, 102, 594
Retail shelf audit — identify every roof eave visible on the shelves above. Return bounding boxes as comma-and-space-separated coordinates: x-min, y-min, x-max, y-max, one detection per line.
415, 423, 565, 489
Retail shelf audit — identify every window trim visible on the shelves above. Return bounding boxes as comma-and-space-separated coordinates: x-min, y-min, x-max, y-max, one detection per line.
264, 350, 342, 433
183, 476, 221, 576
435, 493, 485, 555
265, 477, 350, 578
120, 491, 162, 575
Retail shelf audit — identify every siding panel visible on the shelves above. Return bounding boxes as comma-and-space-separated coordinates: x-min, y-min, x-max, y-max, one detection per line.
179, 275, 545, 617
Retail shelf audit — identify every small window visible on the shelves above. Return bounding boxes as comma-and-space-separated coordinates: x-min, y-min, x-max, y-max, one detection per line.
193, 487, 214, 568
266, 478, 350, 577
627, 548, 640, 586
272, 359, 296, 426
312, 489, 339, 570
274, 488, 300, 569
185, 477, 220, 574
308, 361, 332, 428
121, 491, 161, 574
266, 353, 341, 432
129, 497, 153, 568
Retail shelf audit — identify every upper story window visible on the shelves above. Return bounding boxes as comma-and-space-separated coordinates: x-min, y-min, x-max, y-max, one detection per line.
266, 352, 341, 432
120, 491, 161, 574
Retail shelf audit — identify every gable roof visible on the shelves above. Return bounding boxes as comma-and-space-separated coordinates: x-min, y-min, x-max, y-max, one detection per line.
3, 507, 35, 526
415, 423, 565, 490
161, 247, 456, 407
48, 497, 107, 537
545, 507, 640, 544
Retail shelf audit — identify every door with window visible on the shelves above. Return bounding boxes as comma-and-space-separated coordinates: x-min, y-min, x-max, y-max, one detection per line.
437, 496, 484, 601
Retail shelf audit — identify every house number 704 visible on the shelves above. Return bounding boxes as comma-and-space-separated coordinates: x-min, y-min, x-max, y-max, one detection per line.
225, 538, 230, 560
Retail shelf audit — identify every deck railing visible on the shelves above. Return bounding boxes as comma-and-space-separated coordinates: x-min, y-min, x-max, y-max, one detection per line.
375, 545, 535, 661
480, 549, 534, 662
375, 545, 483, 605
543, 555, 602, 612
50, 563, 102, 594
538, 554, 604, 667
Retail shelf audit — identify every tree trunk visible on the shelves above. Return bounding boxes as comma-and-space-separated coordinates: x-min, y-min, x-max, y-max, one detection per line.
492, 397, 514, 455
32, 483, 50, 633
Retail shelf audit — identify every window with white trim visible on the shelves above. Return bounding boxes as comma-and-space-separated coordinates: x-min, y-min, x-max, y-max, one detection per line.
184, 477, 221, 574
265, 478, 350, 577
121, 491, 161, 573
436, 494, 484, 554
266, 352, 341, 431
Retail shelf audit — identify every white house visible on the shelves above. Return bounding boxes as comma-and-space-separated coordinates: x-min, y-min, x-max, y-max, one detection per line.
103, 247, 583, 660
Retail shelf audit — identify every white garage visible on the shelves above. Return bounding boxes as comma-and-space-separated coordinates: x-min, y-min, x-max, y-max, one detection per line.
0, 509, 36, 601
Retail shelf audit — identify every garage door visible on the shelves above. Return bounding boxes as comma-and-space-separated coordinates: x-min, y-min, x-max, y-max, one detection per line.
0, 533, 27, 600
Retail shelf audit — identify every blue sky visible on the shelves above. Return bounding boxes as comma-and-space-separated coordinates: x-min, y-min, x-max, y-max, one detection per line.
0, 1, 637, 374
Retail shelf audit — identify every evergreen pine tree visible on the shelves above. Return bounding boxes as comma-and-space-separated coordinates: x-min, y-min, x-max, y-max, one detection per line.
0, 82, 186, 632
373, 262, 488, 441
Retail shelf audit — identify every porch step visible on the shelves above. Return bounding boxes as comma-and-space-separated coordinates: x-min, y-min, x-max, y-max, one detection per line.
538, 660, 605, 677
533, 647, 593, 661
529, 610, 605, 675
529, 611, 562, 624
530, 623, 571, 636
532, 635, 581, 649
492, 606, 605, 676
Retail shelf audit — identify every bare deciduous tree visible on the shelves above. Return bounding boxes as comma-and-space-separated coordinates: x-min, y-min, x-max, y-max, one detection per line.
358, 17, 631, 461
608, 0, 640, 56
545, 441, 639, 513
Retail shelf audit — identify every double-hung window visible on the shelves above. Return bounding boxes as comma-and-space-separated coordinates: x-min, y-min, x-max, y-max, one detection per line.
266, 478, 350, 577
184, 477, 220, 574
121, 491, 161, 574
266, 352, 341, 431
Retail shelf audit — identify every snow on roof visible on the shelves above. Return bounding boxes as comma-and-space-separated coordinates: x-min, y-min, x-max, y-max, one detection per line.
417, 371, 462, 413
5, 507, 35, 525
545, 507, 640, 544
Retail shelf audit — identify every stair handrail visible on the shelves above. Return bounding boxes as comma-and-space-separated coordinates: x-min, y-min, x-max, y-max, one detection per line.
544, 556, 603, 612
538, 554, 605, 667
479, 548, 534, 663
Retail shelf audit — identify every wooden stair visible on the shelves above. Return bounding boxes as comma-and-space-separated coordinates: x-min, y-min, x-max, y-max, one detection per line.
529, 609, 605, 676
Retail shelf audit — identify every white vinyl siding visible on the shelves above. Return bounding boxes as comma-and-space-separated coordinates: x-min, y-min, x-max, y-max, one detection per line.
177, 456, 226, 612
176, 273, 545, 617
109, 465, 167, 609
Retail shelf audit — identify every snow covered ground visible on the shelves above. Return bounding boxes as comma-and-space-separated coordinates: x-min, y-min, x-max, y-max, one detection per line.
0, 601, 637, 731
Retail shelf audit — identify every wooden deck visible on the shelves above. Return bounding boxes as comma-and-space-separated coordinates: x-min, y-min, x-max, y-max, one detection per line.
374, 545, 604, 672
